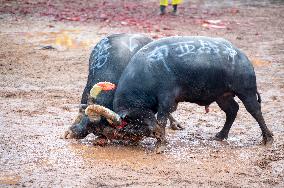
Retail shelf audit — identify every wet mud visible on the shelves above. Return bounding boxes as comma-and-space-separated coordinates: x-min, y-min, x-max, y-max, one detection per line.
0, 0, 284, 187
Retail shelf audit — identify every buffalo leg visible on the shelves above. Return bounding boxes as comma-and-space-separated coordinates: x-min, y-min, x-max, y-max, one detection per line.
237, 93, 273, 145
215, 96, 239, 140
152, 111, 169, 153
152, 121, 167, 154
154, 97, 178, 153
159, 94, 183, 130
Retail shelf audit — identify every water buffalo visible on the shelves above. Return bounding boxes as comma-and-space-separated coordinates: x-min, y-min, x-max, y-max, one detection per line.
103, 36, 274, 153
63, 34, 183, 144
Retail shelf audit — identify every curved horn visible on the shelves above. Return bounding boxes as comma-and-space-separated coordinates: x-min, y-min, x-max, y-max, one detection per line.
85, 104, 121, 126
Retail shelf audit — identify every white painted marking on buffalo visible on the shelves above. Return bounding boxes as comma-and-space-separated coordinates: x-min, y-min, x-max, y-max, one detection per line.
147, 45, 171, 72
90, 37, 112, 73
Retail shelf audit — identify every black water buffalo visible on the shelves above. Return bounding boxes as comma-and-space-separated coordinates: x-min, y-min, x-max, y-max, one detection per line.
63, 34, 183, 142
112, 36, 274, 152
63, 34, 152, 140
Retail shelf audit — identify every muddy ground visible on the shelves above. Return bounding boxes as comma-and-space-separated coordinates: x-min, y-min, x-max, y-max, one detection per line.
0, 0, 284, 187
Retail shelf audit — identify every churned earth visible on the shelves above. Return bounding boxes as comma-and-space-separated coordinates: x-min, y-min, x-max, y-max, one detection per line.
0, 0, 284, 187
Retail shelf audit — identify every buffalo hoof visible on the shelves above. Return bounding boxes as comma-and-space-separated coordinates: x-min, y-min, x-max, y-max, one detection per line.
170, 121, 184, 130
155, 140, 167, 154
93, 135, 108, 146
156, 145, 166, 154
214, 132, 228, 141
262, 135, 274, 146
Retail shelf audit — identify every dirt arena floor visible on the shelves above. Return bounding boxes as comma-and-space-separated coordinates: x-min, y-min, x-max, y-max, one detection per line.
0, 0, 283, 187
